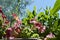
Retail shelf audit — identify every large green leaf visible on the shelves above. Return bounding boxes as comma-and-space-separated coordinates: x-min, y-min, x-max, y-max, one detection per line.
51, 0, 60, 14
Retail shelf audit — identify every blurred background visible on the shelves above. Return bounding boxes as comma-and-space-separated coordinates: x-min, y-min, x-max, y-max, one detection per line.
0, 0, 60, 19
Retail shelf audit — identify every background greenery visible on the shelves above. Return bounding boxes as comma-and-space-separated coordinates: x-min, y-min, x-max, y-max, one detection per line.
0, 0, 60, 40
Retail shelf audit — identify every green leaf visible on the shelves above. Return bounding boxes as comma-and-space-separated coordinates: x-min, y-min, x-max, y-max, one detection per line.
51, 0, 60, 14
0, 20, 2, 26
38, 12, 44, 17
31, 33, 39, 38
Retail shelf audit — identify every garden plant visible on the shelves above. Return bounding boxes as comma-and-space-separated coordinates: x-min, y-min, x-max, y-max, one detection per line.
0, 0, 60, 40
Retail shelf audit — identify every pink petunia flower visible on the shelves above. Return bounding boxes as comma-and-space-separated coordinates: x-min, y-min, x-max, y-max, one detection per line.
12, 13, 17, 17
2, 14, 6, 19
30, 19, 36, 23
44, 32, 55, 40
9, 36, 15, 39
17, 19, 22, 25
5, 20, 9, 24
30, 19, 46, 33
39, 26, 46, 33
6, 28, 12, 37
15, 27, 21, 33
46, 32, 55, 38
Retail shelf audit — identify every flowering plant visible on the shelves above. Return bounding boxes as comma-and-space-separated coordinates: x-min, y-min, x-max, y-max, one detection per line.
0, 6, 10, 39
0, 0, 60, 39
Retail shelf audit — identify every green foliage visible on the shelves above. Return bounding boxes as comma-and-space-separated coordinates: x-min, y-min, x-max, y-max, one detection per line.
20, 27, 33, 38
31, 33, 39, 38
51, 0, 60, 14
0, 19, 6, 39
0, 0, 60, 39
36, 6, 60, 39
22, 7, 37, 26
0, 20, 2, 26
22, 4, 60, 39
20, 26, 39, 38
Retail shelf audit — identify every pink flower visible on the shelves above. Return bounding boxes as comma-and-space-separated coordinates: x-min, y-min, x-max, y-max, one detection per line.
0, 6, 3, 14
6, 28, 12, 37
34, 22, 42, 28
30, 19, 46, 33
44, 32, 55, 40
39, 26, 46, 33
13, 19, 22, 29
0, 6, 6, 19
17, 19, 22, 25
30, 19, 42, 29
30, 19, 36, 23
15, 27, 21, 33
5, 20, 9, 24
7, 28, 12, 31
13, 22, 20, 29
9, 36, 15, 39
2, 14, 6, 19
14, 23, 20, 33
12, 13, 20, 21
13, 23, 18, 29
12, 13, 17, 17
46, 32, 55, 38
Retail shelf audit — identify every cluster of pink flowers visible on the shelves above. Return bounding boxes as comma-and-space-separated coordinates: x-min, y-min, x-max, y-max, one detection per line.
0, 7, 6, 20
0, 6, 9, 27
0, 6, 56, 40
5, 27, 21, 39
13, 19, 22, 29
12, 13, 22, 28
5, 13, 22, 39
30, 18, 46, 33
0, 6, 22, 39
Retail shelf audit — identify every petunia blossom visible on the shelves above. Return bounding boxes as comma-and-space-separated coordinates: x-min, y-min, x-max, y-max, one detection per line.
6, 28, 12, 37
46, 32, 55, 38
44, 32, 55, 40
30, 18, 46, 33
39, 26, 46, 33
5, 20, 9, 24
2, 14, 6, 19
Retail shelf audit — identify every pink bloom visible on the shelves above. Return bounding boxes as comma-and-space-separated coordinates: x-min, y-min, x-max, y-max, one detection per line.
46, 32, 55, 38
30, 18, 46, 33
0, 6, 6, 19
9, 36, 15, 39
6, 28, 12, 37
30, 19, 42, 29
13, 19, 22, 29
44, 33, 55, 40
34, 22, 42, 28
2, 14, 6, 19
7, 28, 12, 31
13, 23, 18, 29
15, 27, 21, 33
13, 22, 20, 29
5, 20, 9, 24
40, 26, 46, 33
17, 19, 22, 25
30, 19, 36, 23
12, 13, 17, 17
12, 20, 21, 36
